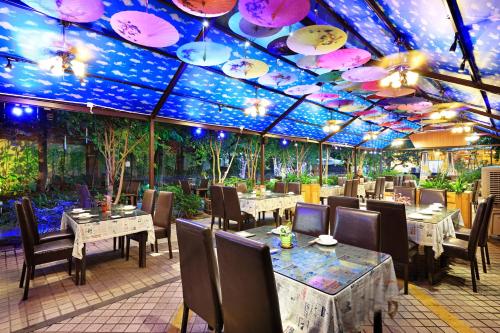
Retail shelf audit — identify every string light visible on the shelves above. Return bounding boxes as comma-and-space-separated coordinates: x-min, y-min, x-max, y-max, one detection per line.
322, 120, 342, 133
451, 124, 472, 134
380, 69, 419, 88
465, 133, 479, 142
429, 110, 457, 120
363, 131, 379, 141
391, 139, 405, 147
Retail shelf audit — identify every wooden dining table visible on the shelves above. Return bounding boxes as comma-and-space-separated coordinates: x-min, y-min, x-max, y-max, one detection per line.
239, 226, 399, 333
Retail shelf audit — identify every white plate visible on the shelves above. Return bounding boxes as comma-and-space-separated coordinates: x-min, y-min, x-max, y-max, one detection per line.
271, 228, 290, 235
316, 238, 338, 246
431, 203, 444, 208
418, 210, 434, 215
71, 208, 85, 213
408, 213, 431, 220
123, 205, 136, 210
287, 192, 295, 195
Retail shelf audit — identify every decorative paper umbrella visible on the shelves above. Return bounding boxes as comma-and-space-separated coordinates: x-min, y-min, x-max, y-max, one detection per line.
307, 93, 339, 103
257, 71, 297, 87
325, 99, 354, 108
111, 11, 179, 47
238, 0, 309, 28
177, 41, 231, 66
329, 81, 360, 91
284, 84, 320, 96
287, 25, 347, 55
376, 88, 415, 98
353, 109, 378, 117
421, 118, 450, 124
22, 0, 104, 22
315, 71, 342, 83
361, 81, 383, 91
222, 59, 269, 79
341, 66, 388, 82
173, 0, 236, 17
407, 113, 431, 121
297, 55, 320, 70
378, 96, 428, 106
339, 104, 365, 112
394, 101, 433, 112
267, 36, 297, 56
431, 102, 465, 112
239, 17, 282, 37
317, 48, 371, 70
377, 50, 427, 70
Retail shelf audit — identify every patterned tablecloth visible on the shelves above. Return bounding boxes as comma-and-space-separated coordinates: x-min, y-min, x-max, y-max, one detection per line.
248, 226, 399, 333
61, 208, 156, 259
320, 184, 366, 197
239, 193, 303, 218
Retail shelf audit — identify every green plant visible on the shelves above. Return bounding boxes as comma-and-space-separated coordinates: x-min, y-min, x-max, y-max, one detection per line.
449, 176, 468, 194
326, 175, 338, 186
265, 179, 278, 190
420, 173, 452, 191
160, 185, 202, 218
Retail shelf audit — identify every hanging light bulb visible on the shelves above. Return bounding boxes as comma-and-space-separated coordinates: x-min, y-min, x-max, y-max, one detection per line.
391, 139, 404, 147
391, 79, 402, 88
406, 71, 419, 85
71, 59, 86, 78
465, 133, 479, 142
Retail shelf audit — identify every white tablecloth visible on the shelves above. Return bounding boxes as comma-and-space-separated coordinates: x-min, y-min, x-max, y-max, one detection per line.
61, 212, 156, 259
239, 194, 303, 218
277, 257, 399, 333
320, 186, 343, 198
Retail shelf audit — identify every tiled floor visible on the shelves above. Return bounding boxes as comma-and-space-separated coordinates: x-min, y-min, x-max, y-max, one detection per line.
2, 217, 500, 333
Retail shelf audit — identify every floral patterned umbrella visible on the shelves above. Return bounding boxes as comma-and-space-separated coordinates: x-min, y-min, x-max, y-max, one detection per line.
361, 81, 383, 91
258, 71, 297, 87
22, 0, 104, 23
222, 59, 269, 79
172, 0, 236, 17
315, 71, 342, 83
296, 55, 320, 70
284, 84, 320, 96
341, 66, 389, 82
177, 41, 231, 66
239, 17, 282, 37
307, 93, 340, 103
111, 11, 179, 47
267, 36, 297, 56
376, 88, 415, 97
287, 25, 347, 55
317, 48, 371, 70
239, 0, 310, 28
325, 99, 354, 108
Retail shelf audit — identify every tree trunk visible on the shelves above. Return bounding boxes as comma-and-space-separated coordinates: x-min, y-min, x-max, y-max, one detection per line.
36, 110, 48, 193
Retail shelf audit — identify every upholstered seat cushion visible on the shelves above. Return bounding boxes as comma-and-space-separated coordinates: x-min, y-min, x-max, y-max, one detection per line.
454, 227, 471, 241
33, 238, 74, 264
442, 237, 470, 260
39, 230, 74, 244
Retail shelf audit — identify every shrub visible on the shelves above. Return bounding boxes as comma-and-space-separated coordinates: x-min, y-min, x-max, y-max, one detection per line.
159, 185, 202, 218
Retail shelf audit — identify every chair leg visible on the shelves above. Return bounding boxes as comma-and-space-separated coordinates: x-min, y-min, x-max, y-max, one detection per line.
485, 243, 490, 265
68, 257, 72, 276
474, 258, 480, 281
470, 260, 477, 293
150, 243, 154, 252
19, 261, 26, 288
155, 239, 159, 253
373, 310, 382, 333
23, 265, 32, 301
218, 217, 222, 229
167, 237, 173, 259
180, 303, 189, 333
113, 237, 117, 251
211, 216, 215, 230
30, 265, 35, 280
126, 237, 130, 261
480, 246, 487, 273
404, 264, 409, 295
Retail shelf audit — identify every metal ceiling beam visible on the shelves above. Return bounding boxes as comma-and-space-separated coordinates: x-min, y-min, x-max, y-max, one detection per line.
423, 94, 500, 121
444, 0, 495, 128
261, 96, 308, 135
319, 116, 359, 143
459, 116, 499, 135
420, 71, 500, 95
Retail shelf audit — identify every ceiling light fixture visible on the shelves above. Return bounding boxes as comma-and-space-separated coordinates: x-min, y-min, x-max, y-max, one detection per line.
429, 110, 457, 120
465, 133, 479, 142
4, 58, 13, 72
451, 123, 472, 134
244, 88, 270, 117
380, 68, 419, 88
391, 138, 405, 147
363, 131, 379, 141
322, 119, 342, 133
458, 58, 466, 73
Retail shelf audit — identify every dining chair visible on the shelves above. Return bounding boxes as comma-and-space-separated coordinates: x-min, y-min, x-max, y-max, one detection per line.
236, 182, 248, 193
455, 195, 495, 273
419, 188, 447, 206
338, 176, 347, 187
78, 184, 94, 208
471, 180, 481, 212
210, 185, 225, 230
222, 186, 255, 231
179, 180, 192, 195
215, 230, 283, 333
274, 181, 286, 193
327, 196, 359, 235
403, 180, 417, 188
442, 201, 487, 292
366, 177, 385, 200
21, 197, 74, 244
122, 180, 141, 205
196, 178, 209, 197
287, 182, 301, 195
343, 180, 353, 197
394, 186, 416, 205
351, 179, 359, 198
141, 189, 156, 215
292, 202, 329, 237
366, 200, 417, 294
16, 202, 74, 300
394, 175, 404, 187
333, 207, 381, 252
176, 219, 223, 333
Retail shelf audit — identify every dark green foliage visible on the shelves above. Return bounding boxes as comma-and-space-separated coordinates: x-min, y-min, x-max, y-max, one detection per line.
159, 185, 202, 218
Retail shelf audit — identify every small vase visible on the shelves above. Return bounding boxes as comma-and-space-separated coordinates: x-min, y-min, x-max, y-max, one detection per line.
280, 233, 293, 249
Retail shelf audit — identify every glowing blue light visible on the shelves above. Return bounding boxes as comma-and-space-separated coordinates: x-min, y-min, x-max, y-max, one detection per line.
281, 139, 288, 146
24, 106, 33, 114
195, 127, 202, 135
12, 106, 23, 117
218, 131, 225, 139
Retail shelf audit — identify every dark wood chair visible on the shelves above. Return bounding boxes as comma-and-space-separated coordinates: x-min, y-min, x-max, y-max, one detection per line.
471, 180, 481, 212
394, 186, 416, 205
15, 202, 74, 300
215, 230, 283, 333
351, 179, 359, 198
419, 188, 447, 206
210, 185, 224, 230
273, 181, 286, 193
327, 196, 359, 235
176, 219, 223, 333
122, 180, 141, 205
150, 191, 174, 258
442, 201, 487, 292
366, 177, 385, 200
236, 182, 248, 193
179, 180, 192, 195
141, 189, 156, 215
367, 200, 418, 294
222, 186, 255, 231
343, 180, 353, 197
292, 202, 329, 237
455, 195, 494, 273
333, 207, 381, 252
196, 178, 209, 198
287, 182, 301, 195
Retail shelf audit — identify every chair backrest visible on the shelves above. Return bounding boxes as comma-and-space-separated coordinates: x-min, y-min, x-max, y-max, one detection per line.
210, 185, 225, 219
153, 191, 173, 231
142, 189, 156, 215
274, 181, 286, 193
375, 177, 386, 198
478, 195, 495, 247
343, 180, 352, 196
78, 184, 92, 208
327, 196, 359, 235
287, 182, 301, 195
350, 179, 359, 197
394, 175, 403, 187
292, 203, 329, 237
15, 202, 34, 265
394, 186, 416, 205
176, 219, 223, 330
236, 182, 248, 193
366, 200, 409, 264
338, 176, 347, 186
419, 188, 447, 206
21, 197, 40, 244
179, 180, 191, 195
467, 202, 487, 255
222, 186, 243, 221
472, 180, 481, 204
333, 207, 381, 252
215, 230, 282, 333
128, 181, 141, 194
403, 180, 416, 188
200, 178, 209, 189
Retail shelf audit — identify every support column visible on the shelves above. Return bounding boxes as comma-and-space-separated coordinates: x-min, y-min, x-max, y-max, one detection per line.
36, 109, 48, 193
149, 119, 155, 188
260, 136, 265, 185
353, 148, 358, 177
319, 143, 323, 185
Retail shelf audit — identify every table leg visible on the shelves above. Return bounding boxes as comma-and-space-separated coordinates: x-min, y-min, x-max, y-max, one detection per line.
81, 244, 86, 285
141, 234, 147, 268
424, 246, 434, 285
120, 236, 125, 258
374, 310, 382, 333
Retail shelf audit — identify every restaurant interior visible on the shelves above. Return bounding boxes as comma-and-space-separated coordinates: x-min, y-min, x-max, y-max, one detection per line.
0, 0, 499, 332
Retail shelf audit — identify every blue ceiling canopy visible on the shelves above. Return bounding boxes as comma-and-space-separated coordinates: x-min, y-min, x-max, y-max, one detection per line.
0, 0, 497, 147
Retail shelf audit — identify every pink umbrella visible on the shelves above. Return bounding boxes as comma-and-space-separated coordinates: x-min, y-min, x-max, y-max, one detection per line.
111, 11, 179, 48
325, 99, 354, 108
22, 0, 104, 23
353, 109, 378, 116
173, 0, 236, 17
361, 81, 382, 91
258, 71, 297, 87
307, 93, 339, 103
284, 85, 320, 96
341, 66, 389, 82
376, 88, 415, 98
239, 0, 310, 28
239, 17, 282, 37
317, 48, 371, 70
